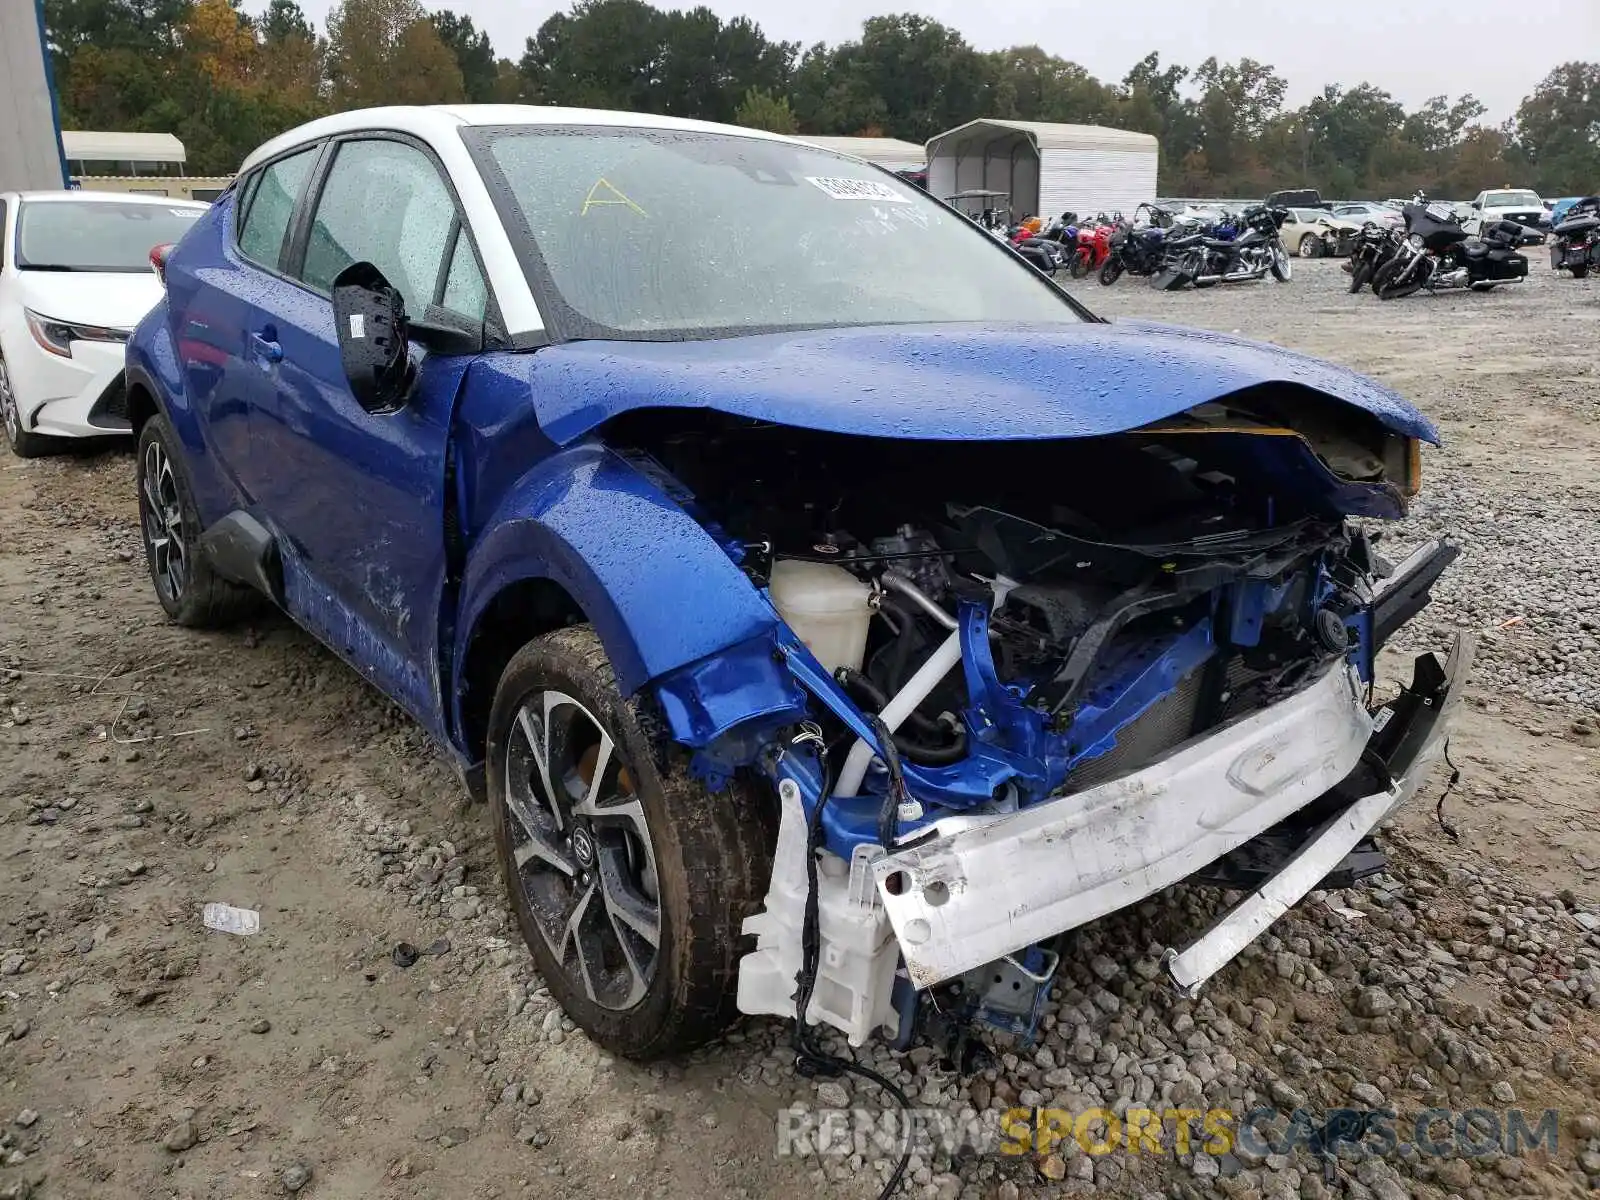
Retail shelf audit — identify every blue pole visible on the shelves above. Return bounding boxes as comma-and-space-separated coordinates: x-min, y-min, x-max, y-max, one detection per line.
32, 0, 69, 188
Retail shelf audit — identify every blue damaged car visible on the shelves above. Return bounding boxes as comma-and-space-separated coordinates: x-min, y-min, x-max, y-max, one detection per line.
124, 106, 1469, 1060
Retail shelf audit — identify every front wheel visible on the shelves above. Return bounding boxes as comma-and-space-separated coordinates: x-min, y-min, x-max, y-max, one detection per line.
487, 625, 774, 1059
1348, 261, 1372, 293
1372, 258, 1422, 300
1098, 258, 1123, 285
1069, 249, 1093, 279
1573, 264, 1590, 280
1270, 242, 1293, 281
0, 356, 58, 459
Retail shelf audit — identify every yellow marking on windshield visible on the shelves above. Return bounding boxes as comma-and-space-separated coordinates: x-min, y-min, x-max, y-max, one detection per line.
582, 178, 648, 217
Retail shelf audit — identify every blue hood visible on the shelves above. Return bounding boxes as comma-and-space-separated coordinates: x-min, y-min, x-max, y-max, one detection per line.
520, 320, 1438, 447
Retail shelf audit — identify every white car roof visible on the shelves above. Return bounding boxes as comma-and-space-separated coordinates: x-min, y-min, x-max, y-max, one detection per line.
4, 189, 209, 208
239, 104, 810, 174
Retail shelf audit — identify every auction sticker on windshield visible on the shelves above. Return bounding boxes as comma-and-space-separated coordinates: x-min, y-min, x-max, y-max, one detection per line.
806, 176, 909, 202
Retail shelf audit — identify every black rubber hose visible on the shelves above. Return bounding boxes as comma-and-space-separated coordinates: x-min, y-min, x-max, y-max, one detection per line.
836, 668, 969, 766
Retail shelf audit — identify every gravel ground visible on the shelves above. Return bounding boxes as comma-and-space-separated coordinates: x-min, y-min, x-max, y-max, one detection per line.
2, 256, 1598, 1200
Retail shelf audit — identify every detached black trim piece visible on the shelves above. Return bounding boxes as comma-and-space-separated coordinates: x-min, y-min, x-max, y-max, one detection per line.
1372, 540, 1459, 648
198, 511, 284, 605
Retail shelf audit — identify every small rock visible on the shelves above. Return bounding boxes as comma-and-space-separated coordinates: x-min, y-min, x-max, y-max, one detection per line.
1354, 987, 1394, 1018
8, 1021, 29, 1041
281, 1161, 313, 1192
1490, 1080, 1516, 1103
1038, 1154, 1067, 1181
250, 1018, 272, 1035
500, 1082, 523, 1105
816, 1080, 850, 1108
163, 1119, 199, 1152
392, 942, 420, 969
13, 1110, 39, 1129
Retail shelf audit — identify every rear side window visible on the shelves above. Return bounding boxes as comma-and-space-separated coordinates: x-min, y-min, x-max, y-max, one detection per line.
237, 147, 318, 270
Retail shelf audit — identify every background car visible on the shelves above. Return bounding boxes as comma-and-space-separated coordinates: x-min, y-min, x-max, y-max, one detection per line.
1465, 188, 1547, 244
1330, 201, 1402, 228
0, 191, 207, 456
1281, 206, 1361, 256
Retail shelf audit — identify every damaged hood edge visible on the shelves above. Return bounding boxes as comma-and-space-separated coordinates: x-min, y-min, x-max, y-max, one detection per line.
514, 319, 1440, 448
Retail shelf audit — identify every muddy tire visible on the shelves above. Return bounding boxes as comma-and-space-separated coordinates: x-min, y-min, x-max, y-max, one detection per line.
1348, 262, 1373, 293
1572, 264, 1589, 280
1069, 249, 1093, 280
1098, 258, 1123, 285
486, 625, 774, 1060
136, 415, 258, 627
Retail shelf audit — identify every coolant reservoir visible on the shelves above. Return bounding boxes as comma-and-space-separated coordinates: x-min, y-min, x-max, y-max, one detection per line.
769, 559, 872, 675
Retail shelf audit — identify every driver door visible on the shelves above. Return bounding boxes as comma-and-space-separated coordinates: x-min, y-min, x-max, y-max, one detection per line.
240, 135, 491, 736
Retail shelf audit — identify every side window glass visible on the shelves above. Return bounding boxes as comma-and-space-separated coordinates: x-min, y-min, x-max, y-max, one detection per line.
237, 147, 318, 270
300, 139, 456, 317
0, 199, 7, 270
441, 233, 487, 322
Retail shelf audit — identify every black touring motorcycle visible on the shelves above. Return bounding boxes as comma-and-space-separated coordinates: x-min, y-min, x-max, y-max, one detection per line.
1371, 200, 1528, 299
1151, 204, 1291, 291
1551, 196, 1600, 280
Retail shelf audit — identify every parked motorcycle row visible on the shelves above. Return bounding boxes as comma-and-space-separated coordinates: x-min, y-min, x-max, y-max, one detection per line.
1339, 194, 1600, 299
993, 201, 1294, 292
978, 191, 1600, 300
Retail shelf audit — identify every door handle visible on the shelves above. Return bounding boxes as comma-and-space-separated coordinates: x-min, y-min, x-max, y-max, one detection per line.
249, 332, 283, 364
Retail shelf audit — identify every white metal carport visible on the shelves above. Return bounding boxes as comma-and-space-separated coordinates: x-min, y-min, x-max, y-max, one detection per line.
62, 131, 186, 175
925, 120, 1158, 222
799, 136, 926, 173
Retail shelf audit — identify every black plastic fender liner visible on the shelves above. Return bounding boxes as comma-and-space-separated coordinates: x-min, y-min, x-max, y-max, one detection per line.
1371, 539, 1459, 648
197, 510, 284, 605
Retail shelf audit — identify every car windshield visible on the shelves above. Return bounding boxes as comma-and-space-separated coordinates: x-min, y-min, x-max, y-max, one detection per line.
1485, 191, 1540, 208
467, 125, 1087, 340
16, 200, 204, 272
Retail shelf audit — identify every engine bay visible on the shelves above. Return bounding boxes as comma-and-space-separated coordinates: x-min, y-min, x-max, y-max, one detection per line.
616, 398, 1410, 832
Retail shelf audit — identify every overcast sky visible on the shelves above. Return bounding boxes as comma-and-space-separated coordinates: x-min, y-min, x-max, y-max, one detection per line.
274, 0, 1597, 122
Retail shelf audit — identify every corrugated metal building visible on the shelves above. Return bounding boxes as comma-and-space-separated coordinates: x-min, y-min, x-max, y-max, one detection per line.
0, 0, 67, 191
925, 120, 1158, 221
798, 136, 926, 173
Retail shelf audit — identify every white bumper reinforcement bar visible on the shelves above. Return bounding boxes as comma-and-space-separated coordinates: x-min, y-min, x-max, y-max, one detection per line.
872, 634, 1472, 991
1165, 633, 1473, 994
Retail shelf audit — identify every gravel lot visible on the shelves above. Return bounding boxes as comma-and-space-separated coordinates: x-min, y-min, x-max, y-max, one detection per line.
2, 256, 1598, 1200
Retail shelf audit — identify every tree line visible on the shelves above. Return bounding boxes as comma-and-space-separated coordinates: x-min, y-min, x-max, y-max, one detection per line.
42, 0, 1600, 199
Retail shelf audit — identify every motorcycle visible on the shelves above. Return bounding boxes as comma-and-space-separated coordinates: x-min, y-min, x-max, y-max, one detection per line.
1152, 205, 1291, 290
1344, 220, 1403, 294
1370, 201, 1529, 298
1550, 196, 1600, 279
1011, 213, 1076, 277
1099, 205, 1173, 284
1069, 214, 1117, 279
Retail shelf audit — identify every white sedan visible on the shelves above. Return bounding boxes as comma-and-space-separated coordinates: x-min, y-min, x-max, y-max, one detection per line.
0, 191, 207, 456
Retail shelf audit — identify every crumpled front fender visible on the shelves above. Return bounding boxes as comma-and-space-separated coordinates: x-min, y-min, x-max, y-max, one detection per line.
451, 442, 780, 726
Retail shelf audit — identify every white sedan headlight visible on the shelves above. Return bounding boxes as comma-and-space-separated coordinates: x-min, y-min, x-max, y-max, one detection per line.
24, 309, 131, 359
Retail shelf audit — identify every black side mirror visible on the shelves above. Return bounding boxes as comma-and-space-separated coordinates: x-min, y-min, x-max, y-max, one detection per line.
332, 262, 413, 413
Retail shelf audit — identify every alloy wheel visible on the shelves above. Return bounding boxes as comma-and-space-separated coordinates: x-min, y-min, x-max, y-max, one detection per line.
140, 440, 188, 603
502, 690, 661, 1011
0, 359, 18, 446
